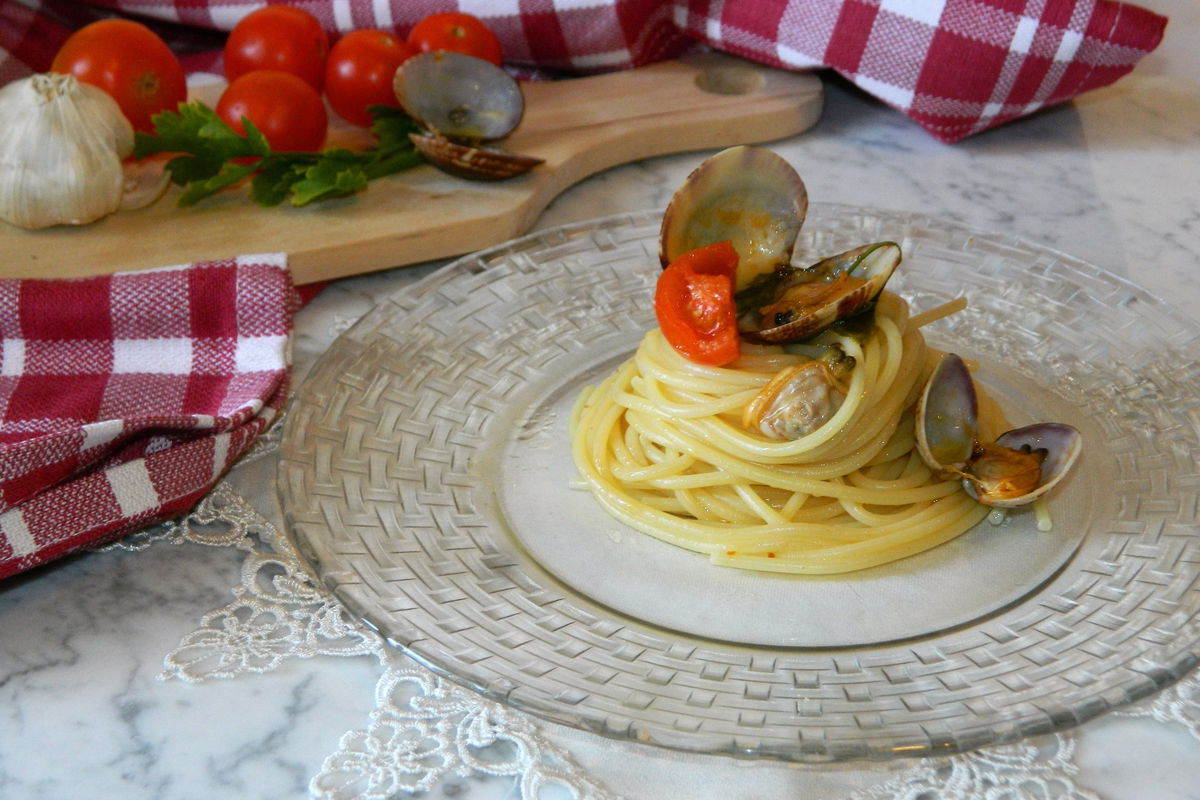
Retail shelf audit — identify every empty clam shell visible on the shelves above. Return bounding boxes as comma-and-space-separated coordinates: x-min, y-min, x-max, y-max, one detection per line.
409, 132, 543, 181
660, 145, 808, 289
915, 352, 979, 473
393, 51, 524, 142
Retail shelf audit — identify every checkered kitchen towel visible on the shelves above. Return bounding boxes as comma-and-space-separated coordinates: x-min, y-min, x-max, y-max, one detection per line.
0, 256, 293, 579
0, 0, 1168, 142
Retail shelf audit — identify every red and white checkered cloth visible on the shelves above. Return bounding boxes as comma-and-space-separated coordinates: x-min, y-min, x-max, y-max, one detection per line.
0, 256, 293, 579
0, 0, 1167, 142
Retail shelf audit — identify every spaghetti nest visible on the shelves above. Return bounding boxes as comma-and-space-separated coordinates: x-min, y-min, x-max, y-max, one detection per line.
570, 292, 990, 574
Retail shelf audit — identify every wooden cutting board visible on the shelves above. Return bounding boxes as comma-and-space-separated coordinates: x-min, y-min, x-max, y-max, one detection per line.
0, 54, 821, 286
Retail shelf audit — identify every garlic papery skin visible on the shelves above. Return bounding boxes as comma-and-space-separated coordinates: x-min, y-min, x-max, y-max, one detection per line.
0, 73, 135, 229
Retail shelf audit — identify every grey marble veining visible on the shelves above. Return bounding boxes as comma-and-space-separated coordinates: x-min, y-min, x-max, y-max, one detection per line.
1, 67, 1198, 800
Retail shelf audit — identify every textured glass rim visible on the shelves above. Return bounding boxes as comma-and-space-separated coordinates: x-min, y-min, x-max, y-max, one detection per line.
279, 205, 1200, 763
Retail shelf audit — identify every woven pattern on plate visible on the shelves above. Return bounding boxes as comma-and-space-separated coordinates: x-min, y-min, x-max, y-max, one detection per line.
278, 207, 1200, 761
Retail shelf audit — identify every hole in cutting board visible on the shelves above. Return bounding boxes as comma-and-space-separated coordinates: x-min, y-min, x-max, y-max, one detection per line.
694, 65, 765, 95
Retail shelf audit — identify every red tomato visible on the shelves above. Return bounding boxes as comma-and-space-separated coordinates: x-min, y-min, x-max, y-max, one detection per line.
224, 6, 330, 91
51, 19, 187, 132
654, 242, 741, 366
407, 12, 502, 66
324, 30, 415, 127
216, 70, 328, 152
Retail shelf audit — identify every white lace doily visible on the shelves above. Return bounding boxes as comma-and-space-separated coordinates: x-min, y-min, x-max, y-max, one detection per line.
122, 425, 1200, 800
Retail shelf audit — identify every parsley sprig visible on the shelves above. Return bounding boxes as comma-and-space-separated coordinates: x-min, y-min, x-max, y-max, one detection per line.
133, 102, 425, 207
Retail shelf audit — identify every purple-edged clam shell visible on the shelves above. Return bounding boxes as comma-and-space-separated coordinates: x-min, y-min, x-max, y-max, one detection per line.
915, 352, 979, 473
964, 422, 1082, 507
408, 133, 543, 181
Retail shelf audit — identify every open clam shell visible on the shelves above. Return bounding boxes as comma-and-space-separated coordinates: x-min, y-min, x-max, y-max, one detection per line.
963, 423, 1082, 507
393, 51, 524, 142
659, 145, 808, 289
915, 352, 1083, 509
737, 241, 901, 344
915, 352, 979, 473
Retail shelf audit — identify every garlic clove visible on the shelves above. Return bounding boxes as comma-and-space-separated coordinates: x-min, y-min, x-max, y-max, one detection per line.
0, 73, 136, 229
120, 156, 171, 211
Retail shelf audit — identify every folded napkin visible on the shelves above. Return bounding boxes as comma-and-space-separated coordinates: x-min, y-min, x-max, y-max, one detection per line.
684, 0, 1169, 141
0, 256, 293, 580
0, 0, 1168, 142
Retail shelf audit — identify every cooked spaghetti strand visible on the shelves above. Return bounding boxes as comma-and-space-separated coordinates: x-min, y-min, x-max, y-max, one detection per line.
570, 292, 989, 575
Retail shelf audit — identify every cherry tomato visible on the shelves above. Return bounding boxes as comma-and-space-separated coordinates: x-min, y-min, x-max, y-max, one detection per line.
324, 29, 415, 127
216, 70, 328, 152
51, 19, 187, 132
407, 12, 502, 66
224, 6, 329, 91
654, 242, 741, 366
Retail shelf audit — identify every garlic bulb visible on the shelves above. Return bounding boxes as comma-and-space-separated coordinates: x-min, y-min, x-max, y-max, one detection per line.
0, 73, 135, 229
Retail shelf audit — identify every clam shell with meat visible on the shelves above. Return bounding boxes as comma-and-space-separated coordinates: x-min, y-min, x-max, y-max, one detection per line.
915, 352, 1082, 507
660, 146, 900, 345
736, 241, 901, 344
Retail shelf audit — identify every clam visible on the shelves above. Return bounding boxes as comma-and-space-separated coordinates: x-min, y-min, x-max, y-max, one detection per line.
393, 51, 542, 181
660, 145, 808, 290
408, 133, 544, 181
736, 241, 902, 344
915, 353, 1082, 508
913, 352, 978, 472
659, 146, 897, 345
743, 360, 848, 440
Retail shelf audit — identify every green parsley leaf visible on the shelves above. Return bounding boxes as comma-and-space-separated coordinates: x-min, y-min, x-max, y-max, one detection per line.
283, 150, 370, 206
177, 162, 259, 207
134, 101, 424, 208
248, 159, 308, 208
368, 104, 422, 151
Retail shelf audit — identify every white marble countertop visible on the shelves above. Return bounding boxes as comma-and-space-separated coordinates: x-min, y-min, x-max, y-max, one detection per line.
2, 47, 1199, 800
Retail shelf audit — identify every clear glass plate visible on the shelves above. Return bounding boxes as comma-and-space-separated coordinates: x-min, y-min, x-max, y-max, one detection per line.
278, 205, 1200, 762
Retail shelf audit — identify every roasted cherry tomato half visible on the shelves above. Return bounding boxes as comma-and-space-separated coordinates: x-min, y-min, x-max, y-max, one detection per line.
407, 12, 502, 66
224, 6, 330, 91
324, 29, 415, 127
51, 19, 187, 132
216, 70, 328, 152
654, 241, 741, 366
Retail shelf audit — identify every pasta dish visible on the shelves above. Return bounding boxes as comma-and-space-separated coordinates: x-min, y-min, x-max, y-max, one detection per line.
567, 146, 1080, 575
